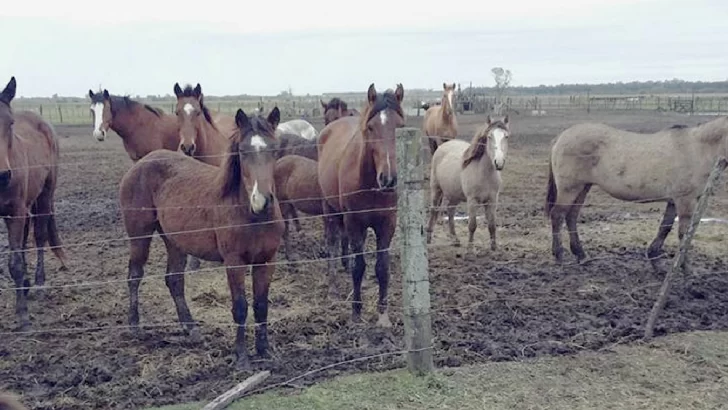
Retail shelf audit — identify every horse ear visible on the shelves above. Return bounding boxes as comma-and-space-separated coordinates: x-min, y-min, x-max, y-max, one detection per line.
0, 77, 16, 104
443, 82, 447, 90
235, 108, 250, 130
320, 99, 327, 110
486, 115, 492, 125
89, 89, 95, 99
194, 83, 202, 99
174, 83, 183, 98
504, 115, 510, 125
267, 106, 281, 131
452, 83, 456, 89
103, 89, 110, 100
367, 84, 377, 105
395, 83, 404, 103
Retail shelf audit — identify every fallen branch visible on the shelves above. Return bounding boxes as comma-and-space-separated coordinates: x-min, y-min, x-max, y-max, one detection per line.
201, 371, 271, 410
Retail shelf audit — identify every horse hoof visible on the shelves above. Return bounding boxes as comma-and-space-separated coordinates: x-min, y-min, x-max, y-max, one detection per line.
376, 313, 392, 329
235, 357, 252, 372
490, 243, 497, 251
351, 313, 363, 324
187, 328, 202, 344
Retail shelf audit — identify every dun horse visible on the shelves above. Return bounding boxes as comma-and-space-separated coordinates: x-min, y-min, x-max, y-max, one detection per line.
88, 89, 178, 162
274, 154, 348, 265
173, 83, 234, 167
0, 77, 67, 330
317, 83, 404, 327
321, 98, 360, 126
423, 83, 458, 157
545, 117, 728, 269
119, 107, 284, 369
276, 119, 318, 141
426, 116, 510, 252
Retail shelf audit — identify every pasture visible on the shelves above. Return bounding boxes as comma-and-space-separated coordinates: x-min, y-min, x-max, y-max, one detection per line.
1, 109, 728, 410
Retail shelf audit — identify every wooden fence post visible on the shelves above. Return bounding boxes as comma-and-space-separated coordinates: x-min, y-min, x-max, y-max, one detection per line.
57, 105, 63, 123
395, 127, 434, 375
644, 157, 728, 340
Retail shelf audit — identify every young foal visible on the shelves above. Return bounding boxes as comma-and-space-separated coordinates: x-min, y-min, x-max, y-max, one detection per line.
426, 116, 510, 252
423, 83, 459, 157
0, 77, 66, 330
88, 89, 178, 161
545, 117, 728, 269
317, 83, 405, 327
119, 108, 283, 370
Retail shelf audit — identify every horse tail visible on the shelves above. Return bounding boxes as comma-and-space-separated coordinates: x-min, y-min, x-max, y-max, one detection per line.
545, 154, 557, 218
47, 213, 67, 269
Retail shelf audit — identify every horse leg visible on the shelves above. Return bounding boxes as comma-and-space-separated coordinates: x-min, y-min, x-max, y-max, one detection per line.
483, 197, 498, 251
323, 209, 342, 299
127, 230, 154, 335
7, 214, 30, 330
346, 220, 367, 324
426, 182, 443, 244
646, 201, 676, 270
160, 237, 199, 342
281, 209, 296, 262
340, 232, 350, 270
675, 198, 697, 275
466, 197, 479, 254
186, 255, 201, 272
224, 261, 251, 370
373, 222, 395, 328
252, 261, 274, 359
565, 185, 591, 263
445, 198, 460, 247
291, 207, 302, 232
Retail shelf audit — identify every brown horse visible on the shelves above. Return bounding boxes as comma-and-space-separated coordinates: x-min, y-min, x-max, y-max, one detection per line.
274, 154, 348, 265
426, 116, 510, 253
545, 117, 728, 269
321, 97, 360, 126
317, 83, 405, 327
423, 83, 458, 157
0, 77, 66, 330
275, 132, 318, 161
119, 107, 284, 370
88, 89, 178, 162
173, 83, 235, 167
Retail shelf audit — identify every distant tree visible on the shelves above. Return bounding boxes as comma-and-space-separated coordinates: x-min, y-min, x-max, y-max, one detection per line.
491, 67, 512, 115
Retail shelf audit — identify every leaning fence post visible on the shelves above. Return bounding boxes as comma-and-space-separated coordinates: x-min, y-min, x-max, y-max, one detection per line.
395, 127, 434, 374
644, 157, 728, 340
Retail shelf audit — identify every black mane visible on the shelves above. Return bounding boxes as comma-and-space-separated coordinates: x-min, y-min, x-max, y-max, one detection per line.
366, 91, 403, 122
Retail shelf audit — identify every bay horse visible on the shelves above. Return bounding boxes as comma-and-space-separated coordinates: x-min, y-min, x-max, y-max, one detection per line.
426, 116, 510, 253
0, 77, 67, 330
88, 89, 178, 162
275, 132, 318, 161
173, 82, 235, 167
276, 119, 318, 141
274, 154, 348, 265
317, 83, 405, 327
321, 97, 360, 126
119, 107, 284, 370
423, 83, 459, 157
545, 117, 728, 270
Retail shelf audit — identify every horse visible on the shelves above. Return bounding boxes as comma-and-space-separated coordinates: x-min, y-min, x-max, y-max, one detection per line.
276, 119, 318, 141
88, 89, 179, 162
545, 117, 728, 270
0, 77, 67, 330
274, 154, 348, 265
173, 83, 234, 167
119, 107, 284, 370
321, 97, 360, 126
423, 83, 459, 157
426, 116, 510, 253
317, 83, 405, 327
275, 132, 318, 161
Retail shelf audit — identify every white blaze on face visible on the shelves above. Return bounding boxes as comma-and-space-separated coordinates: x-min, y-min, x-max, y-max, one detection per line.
492, 128, 507, 169
447, 90, 454, 110
379, 111, 392, 179
183, 103, 194, 116
250, 180, 267, 213
380, 111, 387, 125
251, 135, 267, 152
91, 103, 105, 141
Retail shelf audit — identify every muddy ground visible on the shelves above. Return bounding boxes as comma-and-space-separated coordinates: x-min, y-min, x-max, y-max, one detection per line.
1, 109, 728, 409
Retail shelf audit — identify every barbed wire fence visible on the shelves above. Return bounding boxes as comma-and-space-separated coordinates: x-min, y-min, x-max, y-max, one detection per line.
1, 128, 727, 408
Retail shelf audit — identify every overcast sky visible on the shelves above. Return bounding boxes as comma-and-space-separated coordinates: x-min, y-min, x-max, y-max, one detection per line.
1, 0, 726, 97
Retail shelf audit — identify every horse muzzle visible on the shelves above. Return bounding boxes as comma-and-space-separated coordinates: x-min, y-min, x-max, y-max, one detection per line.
250, 187, 274, 215
494, 159, 506, 171
0, 170, 12, 189
93, 129, 107, 142
377, 173, 397, 191
179, 143, 196, 157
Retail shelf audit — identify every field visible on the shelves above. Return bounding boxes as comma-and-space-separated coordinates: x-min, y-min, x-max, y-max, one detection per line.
2, 109, 728, 409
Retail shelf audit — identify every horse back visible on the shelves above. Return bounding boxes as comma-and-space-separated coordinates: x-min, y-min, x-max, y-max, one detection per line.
317, 117, 360, 210
275, 155, 323, 215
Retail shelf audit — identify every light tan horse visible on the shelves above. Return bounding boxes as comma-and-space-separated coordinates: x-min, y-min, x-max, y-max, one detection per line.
426, 116, 510, 253
423, 83, 458, 158
545, 117, 728, 269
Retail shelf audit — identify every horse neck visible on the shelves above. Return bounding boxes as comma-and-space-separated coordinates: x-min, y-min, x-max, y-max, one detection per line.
693, 119, 728, 166
198, 118, 228, 163
356, 133, 379, 189
440, 95, 453, 118
112, 106, 159, 141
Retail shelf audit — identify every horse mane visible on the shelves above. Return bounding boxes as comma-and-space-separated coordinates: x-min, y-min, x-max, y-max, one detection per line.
324, 97, 348, 112
179, 84, 218, 131
360, 90, 404, 131
99, 94, 164, 118
220, 115, 276, 199
462, 119, 508, 168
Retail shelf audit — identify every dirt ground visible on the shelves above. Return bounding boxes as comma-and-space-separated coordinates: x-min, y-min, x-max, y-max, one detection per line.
1, 109, 728, 410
